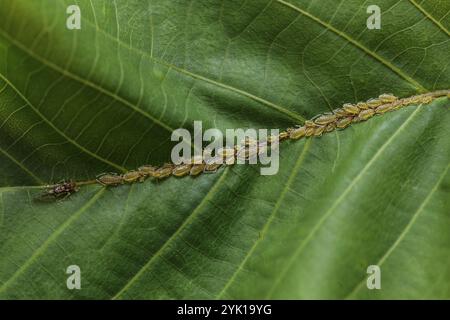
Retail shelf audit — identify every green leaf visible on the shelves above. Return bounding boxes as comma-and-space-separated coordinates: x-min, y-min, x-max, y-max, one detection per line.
0, 0, 449, 299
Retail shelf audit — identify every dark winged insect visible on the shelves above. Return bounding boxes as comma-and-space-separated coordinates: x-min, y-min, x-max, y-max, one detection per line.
40, 181, 79, 200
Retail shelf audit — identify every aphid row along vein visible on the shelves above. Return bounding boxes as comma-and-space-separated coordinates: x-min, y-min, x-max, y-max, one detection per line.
42, 90, 450, 199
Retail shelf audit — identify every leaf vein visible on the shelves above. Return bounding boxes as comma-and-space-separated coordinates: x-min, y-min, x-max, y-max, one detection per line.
345, 163, 450, 299
111, 169, 229, 299
276, 0, 428, 92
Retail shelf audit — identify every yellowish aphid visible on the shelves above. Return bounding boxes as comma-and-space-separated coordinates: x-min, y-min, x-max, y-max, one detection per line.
122, 170, 142, 183
190, 164, 206, 176
314, 113, 337, 125
225, 155, 236, 165
343, 103, 360, 115
313, 125, 326, 136
400, 97, 411, 106
204, 157, 222, 173
225, 155, 237, 166
390, 99, 405, 110
379, 93, 397, 103
288, 126, 306, 140
409, 95, 421, 104
375, 103, 395, 114
358, 109, 375, 121
305, 126, 315, 137
356, 102, 369, 110
420, 95, 433, 104
278, 131, 289, 141
155, 164, 174, 179
96, 173, 124, 186
137, 165, 157, 178
336, 116, 353, 129
304, 120, 317, 128
333, 108, 348, 117
325, 122, 336, 132
172, 164, 192, 177
352, 116, 362, 123
367, 98, 382, 109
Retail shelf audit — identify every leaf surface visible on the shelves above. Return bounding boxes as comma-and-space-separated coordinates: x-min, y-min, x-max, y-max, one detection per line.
0, 0, 449, 299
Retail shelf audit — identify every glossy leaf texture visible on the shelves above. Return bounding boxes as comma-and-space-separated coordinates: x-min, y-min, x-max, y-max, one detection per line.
0, 0, 449, 299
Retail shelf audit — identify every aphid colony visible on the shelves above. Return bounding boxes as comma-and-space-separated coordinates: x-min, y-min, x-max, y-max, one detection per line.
96, 137, 274, 186
284, 92, 439, 140
41, 137, 275, 197
40, 90, 449, 199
